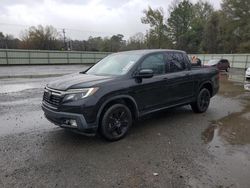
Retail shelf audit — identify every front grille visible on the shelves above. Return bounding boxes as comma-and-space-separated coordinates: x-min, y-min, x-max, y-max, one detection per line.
43, 88, 63, 107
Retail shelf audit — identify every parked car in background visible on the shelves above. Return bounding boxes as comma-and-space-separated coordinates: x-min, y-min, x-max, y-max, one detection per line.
246, 67, 250, 79
204, 59, 230, 72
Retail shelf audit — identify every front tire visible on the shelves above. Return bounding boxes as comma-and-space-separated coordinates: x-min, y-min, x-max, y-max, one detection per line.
191, 88, 211, 113
100, 104, 132, 141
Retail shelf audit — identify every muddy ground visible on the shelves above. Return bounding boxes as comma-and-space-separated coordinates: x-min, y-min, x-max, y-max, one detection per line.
0, 65, 249, 188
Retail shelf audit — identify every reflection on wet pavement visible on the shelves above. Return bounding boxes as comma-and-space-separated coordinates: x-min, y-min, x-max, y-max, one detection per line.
219, 73, 246, 97
203, 103, 250, 145
202, 72, 250, 188
205, 73, 250, 145
224, 70, 250, 92
228, 73, 245, 83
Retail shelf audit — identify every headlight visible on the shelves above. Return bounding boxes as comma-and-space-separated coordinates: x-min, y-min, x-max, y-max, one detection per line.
63, 88, 98, 102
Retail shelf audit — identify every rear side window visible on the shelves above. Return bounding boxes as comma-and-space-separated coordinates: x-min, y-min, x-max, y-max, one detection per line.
139, 53, 165, 75
166, 52, 187, 73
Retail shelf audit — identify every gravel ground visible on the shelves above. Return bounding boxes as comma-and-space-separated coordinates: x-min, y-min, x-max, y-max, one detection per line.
0, 66, 249, 188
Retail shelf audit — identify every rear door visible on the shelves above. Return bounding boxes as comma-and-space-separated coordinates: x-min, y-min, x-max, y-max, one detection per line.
164, 52, 195, 105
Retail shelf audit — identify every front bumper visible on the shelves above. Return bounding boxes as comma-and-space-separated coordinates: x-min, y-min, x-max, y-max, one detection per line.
42, 103, 98, 134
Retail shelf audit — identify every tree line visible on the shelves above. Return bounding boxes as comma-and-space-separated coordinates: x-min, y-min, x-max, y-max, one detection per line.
0, 0, 249, 53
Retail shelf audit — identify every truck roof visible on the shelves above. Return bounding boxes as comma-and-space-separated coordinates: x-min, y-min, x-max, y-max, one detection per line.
114, 49, 186, 56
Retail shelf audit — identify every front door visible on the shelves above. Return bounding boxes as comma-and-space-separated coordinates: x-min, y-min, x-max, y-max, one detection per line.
131, 53, 168, 112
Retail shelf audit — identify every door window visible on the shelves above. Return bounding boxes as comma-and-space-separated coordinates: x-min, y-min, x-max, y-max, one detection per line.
166, 53, 186, 73
140, 53, 165, 75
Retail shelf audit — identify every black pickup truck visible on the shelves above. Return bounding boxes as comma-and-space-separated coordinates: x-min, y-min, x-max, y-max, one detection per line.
42, 49, 219, 141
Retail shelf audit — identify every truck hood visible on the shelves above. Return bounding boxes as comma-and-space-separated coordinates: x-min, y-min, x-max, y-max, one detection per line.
47, 73, 113, 91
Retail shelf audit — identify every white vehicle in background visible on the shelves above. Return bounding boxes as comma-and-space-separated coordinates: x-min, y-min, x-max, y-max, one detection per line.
246, 67, 250, 79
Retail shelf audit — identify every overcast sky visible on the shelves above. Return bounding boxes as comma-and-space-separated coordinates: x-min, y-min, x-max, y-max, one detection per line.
0, 0, 221, 40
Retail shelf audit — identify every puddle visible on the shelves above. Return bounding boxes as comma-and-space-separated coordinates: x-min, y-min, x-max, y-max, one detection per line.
202, 117, 250, 187
204, 74, 250, 145
219, 72, 250, 98
203, 92, 250, 146
203, 105, 250, 145
203, 127, 250, 188
0, 84, 36, 93
228, 74, 245, 83
219, 74, 246, 97
202, 100, 250, 188
202, 74, 250, 187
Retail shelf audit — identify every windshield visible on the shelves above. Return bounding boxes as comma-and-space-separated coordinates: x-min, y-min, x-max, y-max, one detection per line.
207, 59, 219, 65
86, 53, 141, 76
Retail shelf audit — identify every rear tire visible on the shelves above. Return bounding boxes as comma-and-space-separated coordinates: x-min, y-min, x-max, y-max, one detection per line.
191, 88, 211, 113
100, 103, 132, 141
226, 67, 229, 72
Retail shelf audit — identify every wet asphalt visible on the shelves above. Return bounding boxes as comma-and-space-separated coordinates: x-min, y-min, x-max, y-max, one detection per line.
0, 66, 249, 188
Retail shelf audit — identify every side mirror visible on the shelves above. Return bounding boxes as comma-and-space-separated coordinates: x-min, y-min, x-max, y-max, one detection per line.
135, 69, 154, 79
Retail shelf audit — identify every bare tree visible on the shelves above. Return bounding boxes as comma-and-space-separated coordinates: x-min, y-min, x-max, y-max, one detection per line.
20, 25, 61, 50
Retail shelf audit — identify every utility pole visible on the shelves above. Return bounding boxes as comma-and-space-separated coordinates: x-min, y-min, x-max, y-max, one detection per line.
62, 29, 67, 50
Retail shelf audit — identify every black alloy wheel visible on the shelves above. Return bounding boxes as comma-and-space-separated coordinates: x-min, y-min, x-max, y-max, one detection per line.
100, 104, 132, 141
191, 88, 211, 113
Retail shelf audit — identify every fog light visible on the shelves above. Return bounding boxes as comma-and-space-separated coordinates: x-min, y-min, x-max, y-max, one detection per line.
69, 119, 77, 127
64, 119, 77, 127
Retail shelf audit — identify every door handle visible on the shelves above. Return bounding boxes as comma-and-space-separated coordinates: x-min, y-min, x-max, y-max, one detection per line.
163, 77, 168, 80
